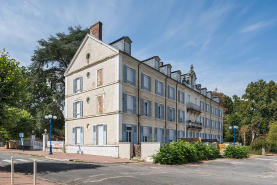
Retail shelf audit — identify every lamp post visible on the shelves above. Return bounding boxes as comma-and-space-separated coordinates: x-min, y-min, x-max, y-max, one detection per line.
229, 125, 239, 147
45, 114, 57, 154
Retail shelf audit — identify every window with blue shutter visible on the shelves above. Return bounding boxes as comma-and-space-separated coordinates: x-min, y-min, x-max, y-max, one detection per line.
132, 68, 136, 86
161, 82, 164, 96
161, 104, 164, 120
173, 108, 175, 122
182, 111, 185, 123
72, 127, 75, 145
103, 125, 107, 145
154, 128, 157, 141
149, 127, 152, 140
133, 125, 137, 144
123, 93, 127, 113
149, 101, 152, 117
93, 125, 96, 145
140, 126, 144, 142
80, 76, 83, 92
141, 73, 144, 90
148, 76, 151, 92
80, 101, 83, 117
168, 85, 170, 98
122, 124, 127, 142
178, 109, 181, 123
162, 128, 165, 142
124, 65, 127, 83
174, 130, 176, 141
73, 102, 76, 118
73, 79, 76, 94
167, 129, 169, 144
141, 98, 144, 116
178, 90, 180, 102
173, 87, 175, 101
155, 103, 158, 119
178, 130, 181, 139
167, 106, 171, 121
133, 96, 137, 114
155, 79, 158, 94
80, 127, 84, 145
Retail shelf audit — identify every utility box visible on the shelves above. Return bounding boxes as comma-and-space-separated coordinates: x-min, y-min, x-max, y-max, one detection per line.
8, 141, 16, 149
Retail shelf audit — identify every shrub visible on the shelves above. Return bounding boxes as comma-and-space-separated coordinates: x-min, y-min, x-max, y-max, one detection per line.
152, 140, 219, 165
224, 145, 249, 159
249, 138, 268, 155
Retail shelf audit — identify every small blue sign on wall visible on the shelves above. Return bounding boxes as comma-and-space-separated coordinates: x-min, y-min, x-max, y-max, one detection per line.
19, 133, 24, 138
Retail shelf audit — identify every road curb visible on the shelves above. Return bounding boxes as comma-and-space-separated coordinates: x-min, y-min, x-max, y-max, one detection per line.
45, 156, 69, 161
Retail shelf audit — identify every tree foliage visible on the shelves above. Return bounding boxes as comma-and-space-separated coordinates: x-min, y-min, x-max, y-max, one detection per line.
266, 121, 277, 146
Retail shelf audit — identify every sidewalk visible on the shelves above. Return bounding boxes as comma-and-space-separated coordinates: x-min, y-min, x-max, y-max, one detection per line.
0, 147, 137, 164
0, 167, 56, 185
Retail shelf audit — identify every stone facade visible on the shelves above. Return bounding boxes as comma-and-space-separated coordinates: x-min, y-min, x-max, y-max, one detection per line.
64, 22, 224, 157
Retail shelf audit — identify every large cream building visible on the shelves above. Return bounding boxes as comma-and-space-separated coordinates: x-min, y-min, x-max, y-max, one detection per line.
64, 22, 223, 157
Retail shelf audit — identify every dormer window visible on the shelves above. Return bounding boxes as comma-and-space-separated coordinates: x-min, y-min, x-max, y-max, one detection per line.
167, 68, 171, 77
155, 60, 159, 70
178, 74, 181, 82
124, 42, 130, 55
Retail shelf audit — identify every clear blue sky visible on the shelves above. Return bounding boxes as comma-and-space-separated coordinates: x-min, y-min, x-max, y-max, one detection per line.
1, 0, 276, 98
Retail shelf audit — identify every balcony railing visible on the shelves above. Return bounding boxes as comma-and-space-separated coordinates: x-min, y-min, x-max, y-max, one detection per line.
186, 120, 202, 130
187, 102, 201, 114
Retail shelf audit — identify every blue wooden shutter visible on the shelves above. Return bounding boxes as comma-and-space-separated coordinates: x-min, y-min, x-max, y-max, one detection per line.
123, 93, 127, 113
80, 127, 84, 145
72, 127, 75, 145
161, 82, 164, 96
133, 68, 136, 86
103, 124, 107, 145
161, 104, 164, 120
155, 102, 158, 119
140, 126, 143, 142
80, 101, 83, 117
73, 102, 76, 118
178, 90, 180, 102
141, 98, 144, 116
133, 125, 137, 144
182, 111, 183, 123
141, 73, 144, 90
178, 109, 181, 123
178, 130, 181, 139
155, 79, 158, 94
162, 129, 165, 142
183, 131, 185, 138
173, 108, 175, 122
167, 129, 169, 144
168, 85, 170, 98
174, 130, 176, 141
124, 65, 127, 83
149, 127, 152, 140
148, 76, 151, 92
154, 128, 157, 141
149, 101, 152, 117
80, 76, 83, 92
167, 106, 170, 121
173, 87, 175, 101
73, 79, 76, 94
122, 124, 126, 142
93, 126, 96, 145
186, 131, 188, 138
182, 92, 185, 104
133, 96, 137, 114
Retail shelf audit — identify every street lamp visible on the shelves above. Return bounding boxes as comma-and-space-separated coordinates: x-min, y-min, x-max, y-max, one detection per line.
45, 114, 57, 154
229, 125, 239, 147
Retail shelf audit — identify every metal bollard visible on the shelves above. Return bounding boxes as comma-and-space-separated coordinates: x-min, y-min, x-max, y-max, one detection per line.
33, 160, 37, 185
11, 156, 14, 185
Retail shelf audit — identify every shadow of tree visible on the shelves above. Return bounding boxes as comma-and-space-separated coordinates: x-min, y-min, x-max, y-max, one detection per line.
3, 161, 103, 174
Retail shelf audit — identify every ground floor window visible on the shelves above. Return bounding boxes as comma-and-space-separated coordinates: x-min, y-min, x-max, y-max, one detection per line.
143, 127, 149, 142
157, 128, 163, 142
126, 126, 132, 142
72, 127, 83, 145
169, 130, 174, 143
93, 124, 107, 145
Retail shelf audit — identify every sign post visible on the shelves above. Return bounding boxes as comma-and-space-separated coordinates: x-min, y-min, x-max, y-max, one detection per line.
19, 133, 24, 152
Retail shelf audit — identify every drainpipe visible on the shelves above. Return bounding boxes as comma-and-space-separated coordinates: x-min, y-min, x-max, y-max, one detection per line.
164, 76, 168, 143
137, 62, 142, 145
175, 82, 178, 141
210, 99, 212, 137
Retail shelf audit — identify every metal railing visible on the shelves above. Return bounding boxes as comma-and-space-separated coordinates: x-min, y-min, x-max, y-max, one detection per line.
187, 102, 201, 113
186, 120, 203, 130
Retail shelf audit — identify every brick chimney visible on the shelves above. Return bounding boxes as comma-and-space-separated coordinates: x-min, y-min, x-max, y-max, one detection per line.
90, 21, 103, 40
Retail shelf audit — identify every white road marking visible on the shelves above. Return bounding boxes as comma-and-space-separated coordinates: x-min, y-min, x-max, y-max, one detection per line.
2, 159, 12, 163
16, 159, 29, 162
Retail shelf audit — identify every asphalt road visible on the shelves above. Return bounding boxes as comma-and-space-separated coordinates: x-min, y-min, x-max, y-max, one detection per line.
0, 151, 277, 185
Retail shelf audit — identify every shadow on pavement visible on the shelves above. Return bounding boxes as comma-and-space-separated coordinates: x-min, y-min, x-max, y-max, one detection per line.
3, 162, 103, 174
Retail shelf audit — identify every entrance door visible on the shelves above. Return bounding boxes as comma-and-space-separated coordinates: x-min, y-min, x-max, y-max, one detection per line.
76, 127, 80, 144
97, 125, 103, 145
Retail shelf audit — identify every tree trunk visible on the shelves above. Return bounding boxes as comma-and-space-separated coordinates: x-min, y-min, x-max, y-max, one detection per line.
243, 132, 246, 145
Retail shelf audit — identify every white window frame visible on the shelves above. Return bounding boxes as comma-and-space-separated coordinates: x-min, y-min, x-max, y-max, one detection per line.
126, 66, 133, 85
74, 101, 82, 118
157, 103, 163, 119
143, 126, 149, 142
127, 94, 134, 114
144, 73, 150, 90
169, 129, 174, 143
169, 86, 174, 100
126, 125, 132, 142
76, 77, 81, 93
179, 91, 184, 103
157, 80, 162, 96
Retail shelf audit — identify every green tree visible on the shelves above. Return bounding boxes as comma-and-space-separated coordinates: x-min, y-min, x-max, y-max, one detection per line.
266, 121, 277, 146
27, 26, 89, 136
0, 49, 28, 126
